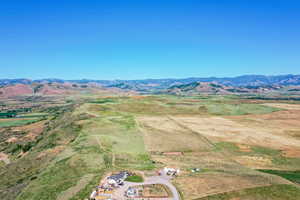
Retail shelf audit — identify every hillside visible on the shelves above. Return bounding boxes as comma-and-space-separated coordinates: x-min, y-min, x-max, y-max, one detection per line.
0, 83, 116, 98
168, 82, 232, 94
166, 82, 290, 95
1, 93, 300, 200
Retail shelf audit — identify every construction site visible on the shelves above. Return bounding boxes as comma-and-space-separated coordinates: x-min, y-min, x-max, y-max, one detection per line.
89, 168, 180, 200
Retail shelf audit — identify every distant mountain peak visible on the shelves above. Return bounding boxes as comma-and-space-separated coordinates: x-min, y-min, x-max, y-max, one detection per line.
1, 74, 300, 95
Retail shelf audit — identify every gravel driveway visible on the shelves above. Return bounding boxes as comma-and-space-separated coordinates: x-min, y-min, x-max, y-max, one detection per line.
113, 173, 180, 200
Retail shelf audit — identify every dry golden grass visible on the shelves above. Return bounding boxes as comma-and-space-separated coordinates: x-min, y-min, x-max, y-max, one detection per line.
151, 150, 288, 200
135, 184, 170, 197
233, 156, 272, 169
136, 102, 300, 200
137, 116, 212, 152
282, 148, 300, 158
170, 115, 300, 150
236, 144, 252, 152
173, 171, 291, 200
262, 103, 300, 110
152, 151, 241, 171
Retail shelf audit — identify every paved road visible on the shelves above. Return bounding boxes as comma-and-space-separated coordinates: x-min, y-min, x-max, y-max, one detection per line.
113, 173, 180, 200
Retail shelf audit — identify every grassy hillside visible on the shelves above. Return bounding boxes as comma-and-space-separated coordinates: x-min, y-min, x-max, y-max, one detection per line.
1, 94, 299, 200
0, 104, 82, 200
14, 99, 154, 200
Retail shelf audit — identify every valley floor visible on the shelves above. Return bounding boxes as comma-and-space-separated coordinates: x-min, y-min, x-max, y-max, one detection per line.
1, 94, 300, 200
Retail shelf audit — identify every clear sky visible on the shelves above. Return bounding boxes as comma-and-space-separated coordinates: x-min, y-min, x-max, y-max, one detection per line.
1, 0, 300, 80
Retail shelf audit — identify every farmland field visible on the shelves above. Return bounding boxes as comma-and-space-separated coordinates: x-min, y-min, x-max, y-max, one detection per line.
0, 118, 41, 128
3, 2, 300, 199
0, 94, 300, 200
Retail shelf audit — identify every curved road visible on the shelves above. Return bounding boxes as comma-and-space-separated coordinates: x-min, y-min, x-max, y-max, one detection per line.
113, 174, 180, 200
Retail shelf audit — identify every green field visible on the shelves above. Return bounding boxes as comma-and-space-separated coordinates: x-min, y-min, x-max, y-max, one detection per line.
18, 113, 48, 118
202, 102, 280, 115
99, 95, 282, 116
258, 170, 300, 184
0, 119, 41, 128
125, 175, 144, 182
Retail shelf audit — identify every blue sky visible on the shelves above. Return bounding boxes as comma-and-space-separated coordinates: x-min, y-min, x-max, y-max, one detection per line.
1, 0, 300, 80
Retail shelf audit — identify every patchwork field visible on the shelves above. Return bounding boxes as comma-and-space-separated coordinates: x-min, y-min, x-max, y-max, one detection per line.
134, 97, 300, 199
1, 94, 300, 200
168, 115, 300, 150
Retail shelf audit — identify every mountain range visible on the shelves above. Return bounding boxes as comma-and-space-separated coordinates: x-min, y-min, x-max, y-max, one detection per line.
1, 74, 300, 97
1, 74, 300, 87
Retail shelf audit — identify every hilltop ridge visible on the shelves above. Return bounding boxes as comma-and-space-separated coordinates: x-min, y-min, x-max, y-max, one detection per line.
1, 74, 300, 88
1, 74, 300, 97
